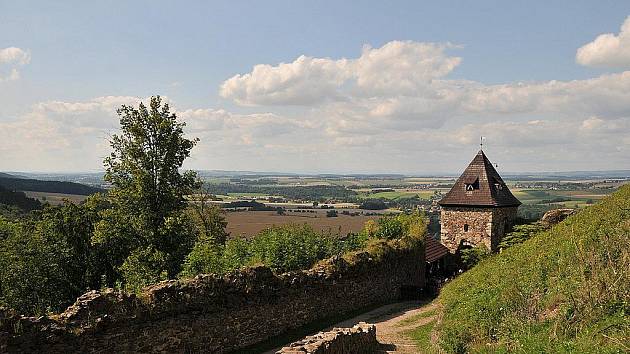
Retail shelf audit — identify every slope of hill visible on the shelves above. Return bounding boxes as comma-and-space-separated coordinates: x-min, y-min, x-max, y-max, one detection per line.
0, 172, 24, 179
434, 184, 629, 352
0, 177, 104, 196
0, 185, 42, 215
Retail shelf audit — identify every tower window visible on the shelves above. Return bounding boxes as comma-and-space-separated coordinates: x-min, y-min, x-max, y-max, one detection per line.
492, 177, 504, 190
464, 177, 479, 191
464, 224, 469, 232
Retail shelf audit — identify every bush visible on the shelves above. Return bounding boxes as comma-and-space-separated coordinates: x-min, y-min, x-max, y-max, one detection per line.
359, 199, 388, 210
179, 241, 224, 278
374, 211, 427, 240
181, 224, 356, 277
247, 224, 328, 273
119, 246, 168, 293
459, 245, 490, 270
179, 211, 427, 279
498, 222, 547, 250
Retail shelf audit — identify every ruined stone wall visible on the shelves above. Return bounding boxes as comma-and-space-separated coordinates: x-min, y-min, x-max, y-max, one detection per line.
440, 206, 518, 252
276, 322, 378, 354
0, 238, 424, 353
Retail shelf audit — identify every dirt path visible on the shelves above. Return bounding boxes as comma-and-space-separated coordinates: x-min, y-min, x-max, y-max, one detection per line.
266, 301, 439, 353
332, 301, 439, 353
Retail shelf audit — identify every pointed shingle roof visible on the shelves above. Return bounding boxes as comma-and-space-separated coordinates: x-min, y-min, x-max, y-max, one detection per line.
438, 150, 521, 207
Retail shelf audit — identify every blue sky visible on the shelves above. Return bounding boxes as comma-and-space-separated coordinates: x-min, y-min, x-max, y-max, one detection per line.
1, 1, 630, 173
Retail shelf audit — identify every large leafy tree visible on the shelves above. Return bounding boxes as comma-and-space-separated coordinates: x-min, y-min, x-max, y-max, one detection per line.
97, 96, 199, 283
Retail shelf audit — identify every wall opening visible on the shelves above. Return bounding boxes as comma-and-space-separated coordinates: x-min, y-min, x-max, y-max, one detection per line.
463, 224, 469, 232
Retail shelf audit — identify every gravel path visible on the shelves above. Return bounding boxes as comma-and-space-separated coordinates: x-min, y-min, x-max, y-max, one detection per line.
265, 300, 439, 353
332, 301, 439, 353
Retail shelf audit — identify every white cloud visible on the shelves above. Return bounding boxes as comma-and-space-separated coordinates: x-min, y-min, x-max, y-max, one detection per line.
220, 55, 352, 106
355, 41, 461, 96
0, 47, 31, 82
4, 36, 630, 173
577, 16, 630, 68
0, 96, 146, 170
213, 39, 630, 172
220, 41, 461, 105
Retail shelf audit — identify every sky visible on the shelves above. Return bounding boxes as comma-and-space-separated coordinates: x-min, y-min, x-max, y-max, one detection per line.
1, 1, 630, 174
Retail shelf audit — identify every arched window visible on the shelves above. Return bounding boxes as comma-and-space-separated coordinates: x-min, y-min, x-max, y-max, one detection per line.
464, 224, 469, 232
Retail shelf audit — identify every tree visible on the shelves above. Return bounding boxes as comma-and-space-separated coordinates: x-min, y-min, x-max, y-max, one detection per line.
188, 179, 229, 246
0, 201, 102, 314
99, 96, 199, 281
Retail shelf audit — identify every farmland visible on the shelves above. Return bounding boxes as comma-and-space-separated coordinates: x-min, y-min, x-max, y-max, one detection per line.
224, 210, 381, 238
10, 171, 628, 231
23, 191, 88, 205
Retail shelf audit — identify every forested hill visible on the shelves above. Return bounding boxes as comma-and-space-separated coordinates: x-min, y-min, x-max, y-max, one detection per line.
434, 184, 629, 352
0, 185, 42, 211
0, 176, 104, 196
0, 172, 23, 179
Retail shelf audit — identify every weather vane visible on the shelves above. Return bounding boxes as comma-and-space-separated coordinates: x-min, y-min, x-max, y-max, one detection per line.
480, 136, 486, 150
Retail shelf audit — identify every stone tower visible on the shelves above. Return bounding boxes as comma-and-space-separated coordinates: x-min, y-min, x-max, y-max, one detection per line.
438, 150, 521, 253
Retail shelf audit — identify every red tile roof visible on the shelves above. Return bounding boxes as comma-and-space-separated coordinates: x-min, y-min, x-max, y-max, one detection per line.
425, 237, 449, 262
438, 150, 521, 207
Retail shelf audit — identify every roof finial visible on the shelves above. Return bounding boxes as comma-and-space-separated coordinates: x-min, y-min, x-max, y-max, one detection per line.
480, 136, 486, 150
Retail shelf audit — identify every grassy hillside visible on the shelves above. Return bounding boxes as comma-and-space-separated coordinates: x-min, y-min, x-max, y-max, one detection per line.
435, 184, 629, 353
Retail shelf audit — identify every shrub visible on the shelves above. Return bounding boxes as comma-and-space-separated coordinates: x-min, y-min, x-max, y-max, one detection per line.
498, 222, 547, 250
359, 199, 388, 210
179, 241, 224, 278
374, 211, 427, 240
247, 224, 330, 273
119, 246, 169, 293
221, 237, 252, 272
459, 245, 490, 270
179, 211, 427, 279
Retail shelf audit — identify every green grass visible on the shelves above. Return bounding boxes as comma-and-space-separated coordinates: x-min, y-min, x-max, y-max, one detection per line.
434, 184, 630, 353
404, 319, 438, 353
512, 189, 614, 209
397, 308, 438, 327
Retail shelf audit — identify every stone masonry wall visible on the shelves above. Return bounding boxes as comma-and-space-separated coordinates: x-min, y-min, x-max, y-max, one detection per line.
440, 206, 518, 252
440, 206, 493, 252
276, 322, 378, 354
490, 206, 518, 250
0, 238, 424, 353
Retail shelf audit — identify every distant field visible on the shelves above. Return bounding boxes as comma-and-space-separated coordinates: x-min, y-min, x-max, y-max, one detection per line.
226, 192, 269, 197
511, 188, 612, 206
224, 210, 381, 237
24, 191, 87, 205
357, 189, 437, 200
